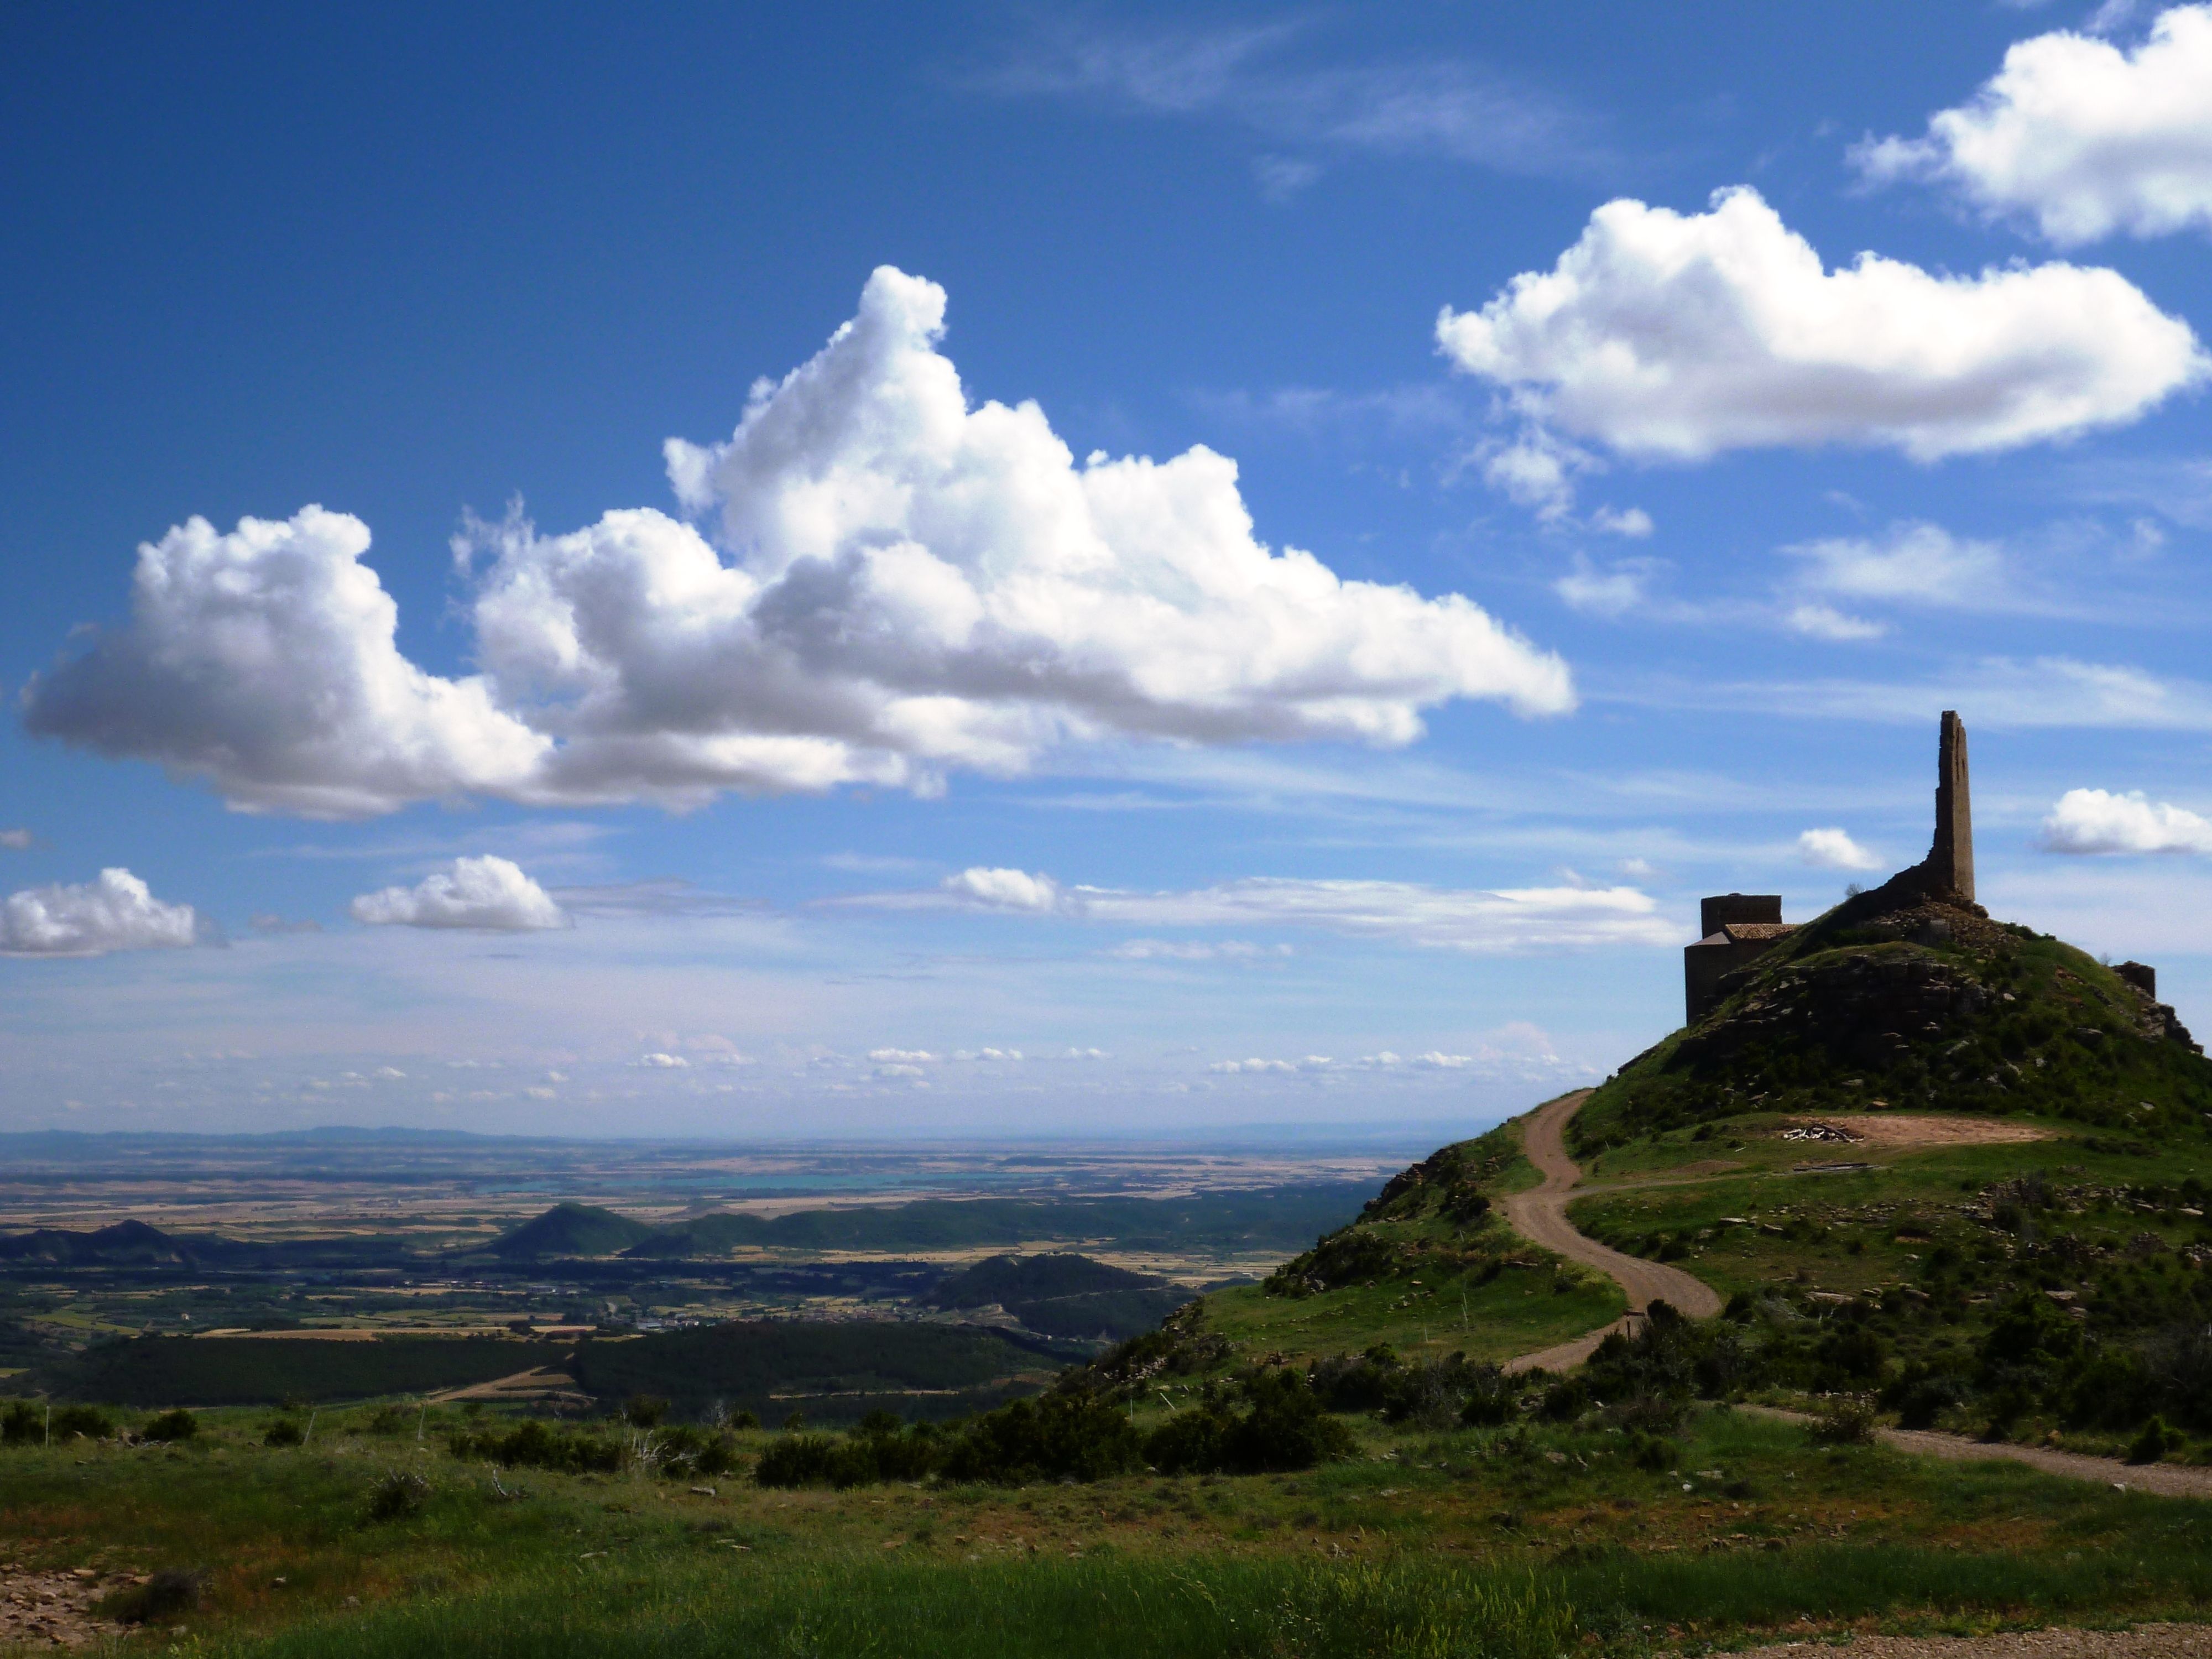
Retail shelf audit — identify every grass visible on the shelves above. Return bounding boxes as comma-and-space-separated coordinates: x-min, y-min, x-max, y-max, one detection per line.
1204, 1266, 1625, 1369
8, 1398, 2212, 1655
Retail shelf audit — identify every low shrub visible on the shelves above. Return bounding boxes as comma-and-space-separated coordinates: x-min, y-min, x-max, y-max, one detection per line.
367, 1469, 430, 1521
755, 1432, 881, 1490
2126, 1415, 2179, 1465
942, 1388, 1142, 1485
449, 1417, 623, 1473
264, 1419, 305, 1448
2, 1402, 117, 1444
100, 1568, 202, 1625
140, 1408, 197, 1443
1809, 1397, 1876, 1446
640, 1423, 742, 1480
1309, 1344, 1514, 1430
1145, 1370, 1353, 1476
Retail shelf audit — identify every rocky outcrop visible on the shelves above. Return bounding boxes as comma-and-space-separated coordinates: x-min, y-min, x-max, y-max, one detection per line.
1676, 943, 1991, 1070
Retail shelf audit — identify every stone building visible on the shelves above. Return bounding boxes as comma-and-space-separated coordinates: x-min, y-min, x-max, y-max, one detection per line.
1682, 710, 1974, 1025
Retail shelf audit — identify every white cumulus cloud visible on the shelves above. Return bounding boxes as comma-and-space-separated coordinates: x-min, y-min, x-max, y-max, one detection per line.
0, 867, 200, 957
2040, 786, 2212, 853
0, 830, 31, 851
1798, 827, 1884, 871
635, 1052, 691, 1069
1437, 186, 2204, 466
1854, 6, 2212, 244
349, 856, 567, 931
29, 270, 1573, 818
22, 509, 551, 818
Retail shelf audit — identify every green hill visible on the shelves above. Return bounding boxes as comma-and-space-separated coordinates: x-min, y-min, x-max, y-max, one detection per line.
1172, 1123, 1626, 1371
489, 1203, 658, 1260
565, 1319, 1050, 1422
1577, 886, 2212, 1150
928, 1253, 1162, 1309
1141, 881, 2212, 1455
615, 1187, 1371, 1259
926, 1253, 1196, 1342
0, 1219, 188, 1266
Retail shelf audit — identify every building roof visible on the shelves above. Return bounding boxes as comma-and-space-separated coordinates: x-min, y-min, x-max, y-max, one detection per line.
1689, 921, 1801, 948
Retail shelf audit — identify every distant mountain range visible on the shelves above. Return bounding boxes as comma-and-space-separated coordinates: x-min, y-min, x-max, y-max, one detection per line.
0, 1184, 1370, 1273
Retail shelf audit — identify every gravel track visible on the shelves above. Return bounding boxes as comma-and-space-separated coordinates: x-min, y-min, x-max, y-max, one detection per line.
1733, 1624, 2212, 1658
1501, 1089, 1720, 1374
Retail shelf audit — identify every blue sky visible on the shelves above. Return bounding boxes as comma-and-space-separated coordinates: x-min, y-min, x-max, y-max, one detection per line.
7, 1, 2212, 1138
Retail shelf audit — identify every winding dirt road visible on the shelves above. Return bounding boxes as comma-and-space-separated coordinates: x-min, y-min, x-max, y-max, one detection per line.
1500, 1089, 1725, 1374
1495, 1091, 2212, 1500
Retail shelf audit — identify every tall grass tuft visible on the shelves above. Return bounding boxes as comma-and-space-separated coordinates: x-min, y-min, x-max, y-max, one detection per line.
200, 1557, 1575, 1659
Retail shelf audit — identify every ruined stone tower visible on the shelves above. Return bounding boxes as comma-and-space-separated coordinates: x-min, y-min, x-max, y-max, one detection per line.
1928, 709, 1974, 902
1682, 711, 1980, 1025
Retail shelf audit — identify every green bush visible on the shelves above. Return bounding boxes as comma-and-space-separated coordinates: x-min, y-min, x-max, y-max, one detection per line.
264, 1418, 305, 1447
367, 1469, 430, 1520
1142, 1369, 1352, 1475
941, 1388, 1142, 1484
448, 1417, 623, 1473
98, 1568, 201, 1626
140, 1408, 198, 1443
1810, 1397, 1877, 1446
2126, 1415, 2178, 1464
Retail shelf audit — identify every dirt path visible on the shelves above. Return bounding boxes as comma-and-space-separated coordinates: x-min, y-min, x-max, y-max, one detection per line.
1735, 1625, 2212, 1658
1740, 1405, 2212, 1500
1501, 1090, 1723, 1374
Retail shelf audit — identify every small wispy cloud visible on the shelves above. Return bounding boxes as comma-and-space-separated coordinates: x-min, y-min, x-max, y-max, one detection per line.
971, 16, 1608, 182
1611, 657, 2212, 732
856, 868, 1677, 953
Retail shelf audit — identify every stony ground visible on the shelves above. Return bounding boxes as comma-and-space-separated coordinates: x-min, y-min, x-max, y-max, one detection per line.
0, 1563, 127, 1649
1738, 1625, 2212, 1658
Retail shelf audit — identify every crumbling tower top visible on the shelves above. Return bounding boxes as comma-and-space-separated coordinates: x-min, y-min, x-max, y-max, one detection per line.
1928, 709, 1974, 903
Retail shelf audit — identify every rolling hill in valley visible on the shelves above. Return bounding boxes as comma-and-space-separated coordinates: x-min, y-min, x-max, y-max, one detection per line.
487, 1202, 660, 1260
493, 1186, 1374, 1260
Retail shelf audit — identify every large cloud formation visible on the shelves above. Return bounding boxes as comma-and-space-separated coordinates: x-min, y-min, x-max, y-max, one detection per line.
0, 867, 200, 957
1855, 6, 2212, 245
22, 509, 551, 818
1437, 187, 2205, 463
24, 269, 1572, 818
350, 856, 568, 931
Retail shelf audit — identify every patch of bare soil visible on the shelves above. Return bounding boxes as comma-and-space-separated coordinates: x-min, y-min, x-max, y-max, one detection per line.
1781, 1114, 2054, 1149
1736, 1623, 2212, 1659
428, 1365, 592, 1406
0, 1566, 126, 1649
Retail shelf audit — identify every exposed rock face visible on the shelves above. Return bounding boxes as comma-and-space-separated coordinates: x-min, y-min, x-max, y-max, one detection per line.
1677, 940, 1990, 1070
